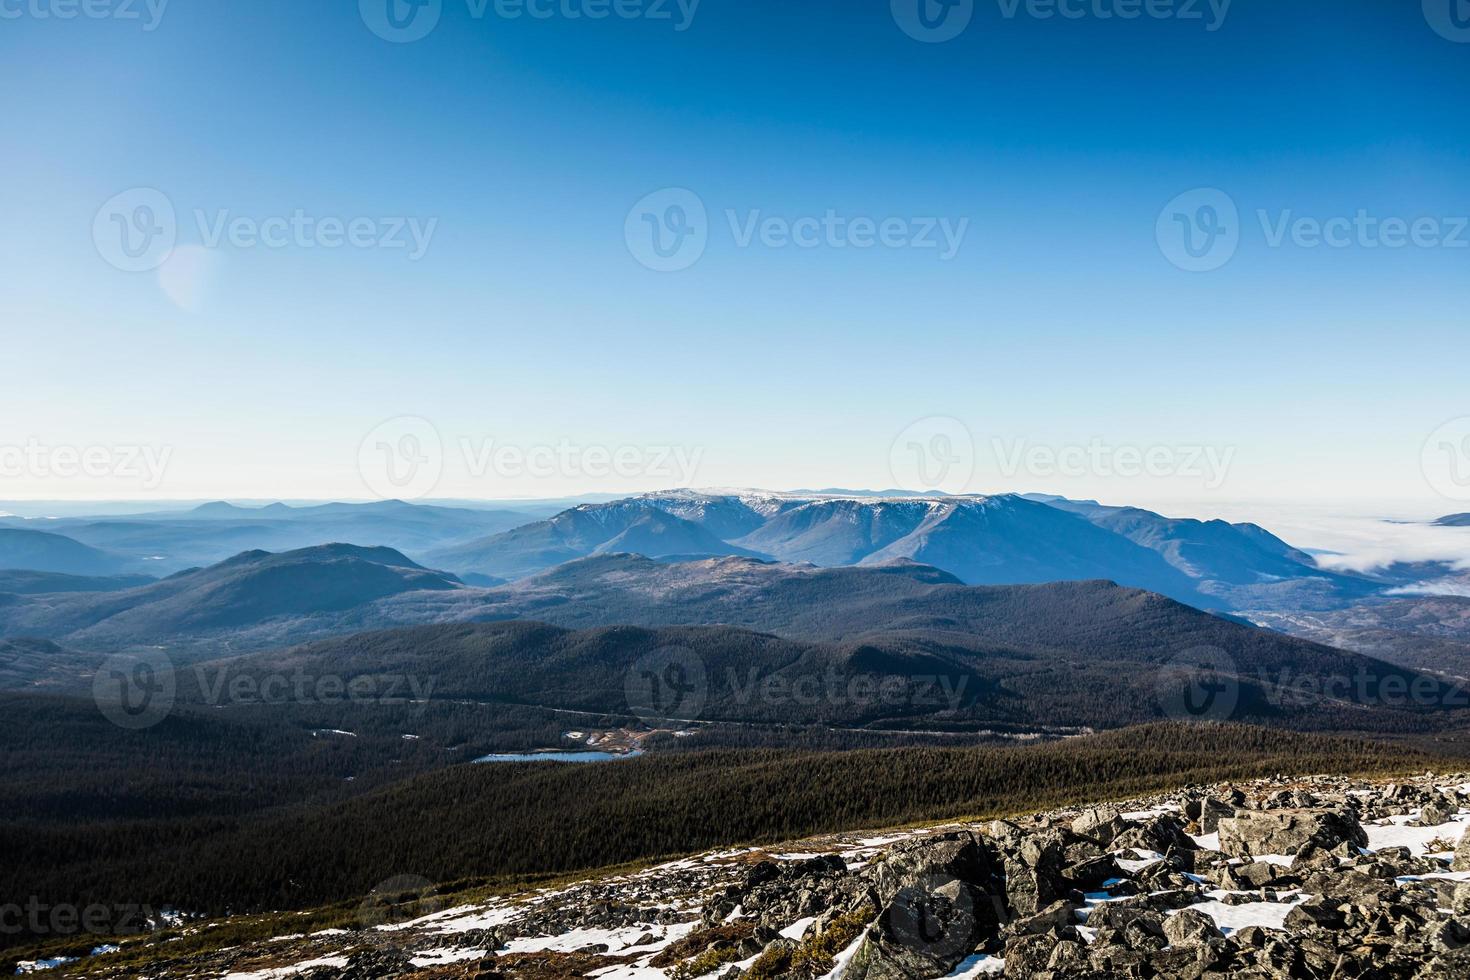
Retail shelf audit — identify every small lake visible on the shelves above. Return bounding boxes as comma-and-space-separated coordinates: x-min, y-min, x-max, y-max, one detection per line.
472, 750, 644, 764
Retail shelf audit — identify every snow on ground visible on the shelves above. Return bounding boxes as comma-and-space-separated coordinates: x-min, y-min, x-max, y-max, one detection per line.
1171, 893, 1307, 935
504, 922, 698, 958
1363, 813, 1470, 854
1191, 811, 1470, 859
215, 956, 347, 980
1121, 804, 1179, 821
851, 834, 909, 848
410, 947, 490, 967
377, 902, 522, 934
590, 963, 676, 980
813, 933, 868, 980
944, 953, 1006, 977
15, 959, 78, 974
779, 917, 815, 940
1114, 850, 1165, 873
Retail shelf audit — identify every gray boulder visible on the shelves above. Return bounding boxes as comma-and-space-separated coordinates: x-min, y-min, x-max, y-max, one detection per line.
1418, 803, 1453, 827
1071, 806, 1126, 847
1455, 827, 1470, 872
845, 876, 991, 980
1162, 908, 1224, 947
865, 832, 996, 907
1001, 934, 1052, 978
1216, 807, 1367, 859
1002, 834, 1067, 917
1008, 899, 1075, 938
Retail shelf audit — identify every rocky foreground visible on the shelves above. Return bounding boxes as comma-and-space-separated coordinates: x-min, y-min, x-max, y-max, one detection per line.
55, 772, 1470, 980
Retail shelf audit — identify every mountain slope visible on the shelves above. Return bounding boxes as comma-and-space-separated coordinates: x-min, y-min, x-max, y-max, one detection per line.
0, 570, 155, 594
1024, 496, 1379, 611
195, 608, 1465, 739
473, 555, 1447, 691
0, 544, 463, 656
852, 496, 1203, 599
426, 501, 764, 580
0, 528, 135, 576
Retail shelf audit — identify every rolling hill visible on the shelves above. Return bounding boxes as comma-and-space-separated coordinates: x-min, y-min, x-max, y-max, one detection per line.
0, 544, 464, 657
195, 592, 1468, 735
0, 528, 136, 576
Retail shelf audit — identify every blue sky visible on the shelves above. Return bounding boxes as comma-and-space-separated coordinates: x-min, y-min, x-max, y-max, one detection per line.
3, 0, 1469, 512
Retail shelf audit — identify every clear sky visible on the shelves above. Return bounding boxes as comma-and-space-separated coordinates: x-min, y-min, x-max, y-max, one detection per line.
3, 0, 1469, 511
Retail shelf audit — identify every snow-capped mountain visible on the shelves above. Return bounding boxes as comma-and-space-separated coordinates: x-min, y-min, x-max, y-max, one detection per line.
425, 490, 1358, 609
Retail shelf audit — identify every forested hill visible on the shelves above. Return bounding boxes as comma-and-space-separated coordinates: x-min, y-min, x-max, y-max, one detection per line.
187, 613, 1468, 734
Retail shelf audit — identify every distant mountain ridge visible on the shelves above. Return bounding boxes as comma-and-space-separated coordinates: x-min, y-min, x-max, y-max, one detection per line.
426, 490, 1360, 610
0, 500, 532, 574
0, 492, 1376, 613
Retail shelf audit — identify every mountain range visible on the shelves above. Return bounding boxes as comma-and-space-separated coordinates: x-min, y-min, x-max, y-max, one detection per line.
1, 491, 1374, 613
0, 492, 1454, 671
425, 490, 1369, 610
